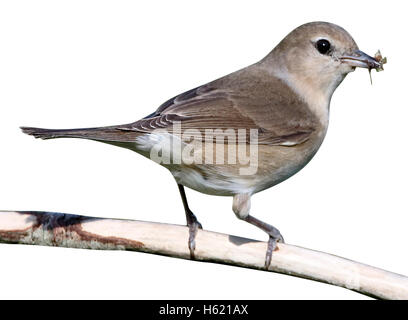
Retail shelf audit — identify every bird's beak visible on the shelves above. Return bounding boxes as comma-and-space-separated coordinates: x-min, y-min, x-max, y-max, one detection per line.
340, 50, 382, 70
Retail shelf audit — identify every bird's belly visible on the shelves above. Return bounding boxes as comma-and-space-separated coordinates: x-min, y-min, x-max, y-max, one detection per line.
168, 165, 256, 196
250, 139, 324, 194
167, 141, 323, 196
132, 131, 325, 196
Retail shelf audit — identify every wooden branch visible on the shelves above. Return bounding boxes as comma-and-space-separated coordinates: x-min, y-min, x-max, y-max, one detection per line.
0, 210, 407, 299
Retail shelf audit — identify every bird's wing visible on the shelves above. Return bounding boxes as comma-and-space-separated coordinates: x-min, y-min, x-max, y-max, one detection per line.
22, 73, 318, 145
119, 77, 318, 146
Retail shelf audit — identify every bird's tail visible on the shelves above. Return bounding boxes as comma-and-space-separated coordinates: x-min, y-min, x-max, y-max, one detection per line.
20, 125, 140, 142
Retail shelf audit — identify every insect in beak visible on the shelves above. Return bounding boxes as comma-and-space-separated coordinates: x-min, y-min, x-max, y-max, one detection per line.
340, 50, 387, 84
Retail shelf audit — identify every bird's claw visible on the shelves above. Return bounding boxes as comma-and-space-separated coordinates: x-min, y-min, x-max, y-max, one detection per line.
265, 233, 284, 269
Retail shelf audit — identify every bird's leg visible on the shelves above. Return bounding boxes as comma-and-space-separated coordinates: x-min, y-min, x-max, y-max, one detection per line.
233, 194, 284, 269
177, 184, 203, 259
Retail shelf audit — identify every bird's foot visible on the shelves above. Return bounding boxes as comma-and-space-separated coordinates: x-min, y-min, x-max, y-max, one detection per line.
243, 215, 284, 269
186, 209, 203, 259
265, 232, 284, 269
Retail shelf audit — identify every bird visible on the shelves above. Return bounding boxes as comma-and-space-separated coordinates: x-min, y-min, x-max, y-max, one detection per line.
21, 22, 384, 268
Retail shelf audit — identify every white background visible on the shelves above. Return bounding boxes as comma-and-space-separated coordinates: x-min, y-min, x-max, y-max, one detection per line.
0, 0, 406, 300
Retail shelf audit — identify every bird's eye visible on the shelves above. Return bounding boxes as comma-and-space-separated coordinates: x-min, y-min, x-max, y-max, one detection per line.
315, 39, 331, 55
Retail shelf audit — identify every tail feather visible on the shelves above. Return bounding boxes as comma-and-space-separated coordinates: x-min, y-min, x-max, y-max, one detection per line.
20, 125, 141, 142
21, 127, 73, 140
20, 126, 102, 140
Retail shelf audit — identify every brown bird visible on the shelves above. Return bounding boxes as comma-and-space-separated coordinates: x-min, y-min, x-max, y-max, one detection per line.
21, 22, 384, 268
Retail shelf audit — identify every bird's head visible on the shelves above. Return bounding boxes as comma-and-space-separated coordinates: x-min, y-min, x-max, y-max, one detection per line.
263, 22, 383, 110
